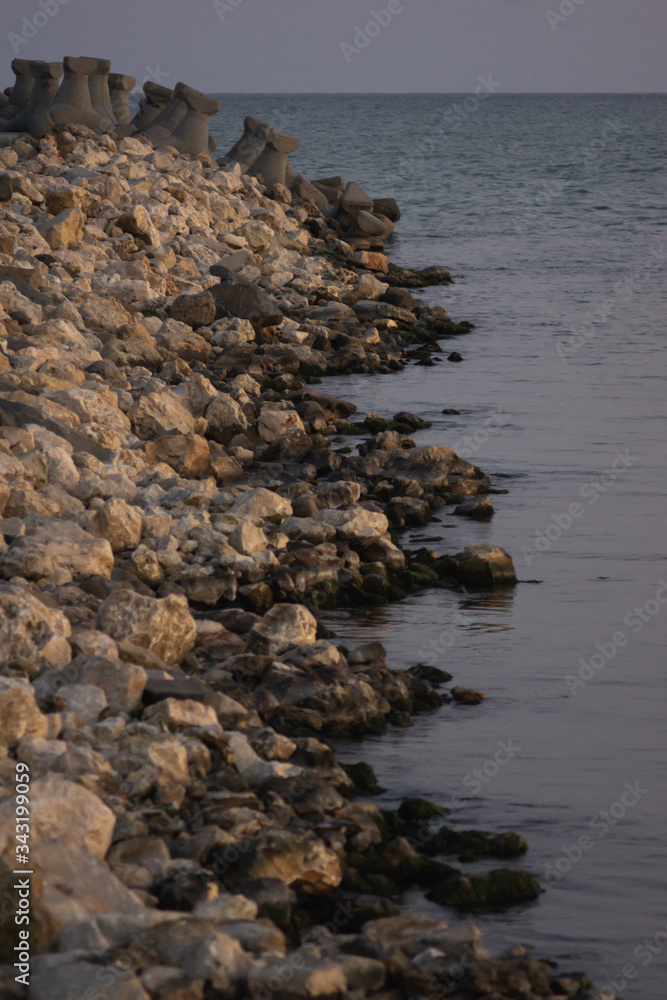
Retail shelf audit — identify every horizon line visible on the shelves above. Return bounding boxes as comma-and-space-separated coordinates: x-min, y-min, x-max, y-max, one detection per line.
204, 90, 667, 97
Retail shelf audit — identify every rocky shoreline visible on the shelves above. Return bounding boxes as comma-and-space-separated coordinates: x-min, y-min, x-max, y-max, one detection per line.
0, 117, 617, 1000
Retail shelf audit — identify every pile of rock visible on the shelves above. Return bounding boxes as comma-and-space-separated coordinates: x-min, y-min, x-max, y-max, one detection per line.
0, 58, 219, 157
220, 117, 399, 248
0, 113, 615, 998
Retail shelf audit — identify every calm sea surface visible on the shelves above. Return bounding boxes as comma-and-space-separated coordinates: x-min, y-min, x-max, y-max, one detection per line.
209, 95, 667, 998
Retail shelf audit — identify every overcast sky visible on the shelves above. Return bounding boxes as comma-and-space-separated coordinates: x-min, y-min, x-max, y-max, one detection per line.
5, 0, 666, 94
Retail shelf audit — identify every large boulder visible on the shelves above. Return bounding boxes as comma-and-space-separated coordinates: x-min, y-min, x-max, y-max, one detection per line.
0, 677, 48, 748
155, 319, 211, 363
128, 389, 196, 440
229, 488, 292, 520
0, 778, 115, 862
211, 280, 283, 330
97, 590, 196, 665
169, 288, 216, 328
0, 518, 114, 583
0, 583, 72, 669
205, 393, 249, 445
96, 498, 142, 552
247, 604, 317, 656
65, 654, 147, 714
30, 840, 141, 932
37, 206, 85, 250
258, 403, 305, 443
244, 828, 342, 895
316, 508, 388, 545
442, 544, 517, 587
28, 960, 149, 1000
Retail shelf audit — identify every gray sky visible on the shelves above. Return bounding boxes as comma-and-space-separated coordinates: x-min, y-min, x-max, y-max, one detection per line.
4, 0, 666, 93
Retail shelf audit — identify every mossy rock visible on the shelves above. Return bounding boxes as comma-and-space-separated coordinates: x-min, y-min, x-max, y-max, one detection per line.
360, 562, 387, 577
408, 663, 454, 685
315, 620, 336, 639
451, 687, 486, 706
391, 855, 458, 889
424, 827, 528, 862
342, 586, 388, 608
427, 868, 541, 909
398, 797, 445, 822
343, 762, 386, 797
304, 891, 398, 932
380, 810, 408, 841
343, 871, 399, 897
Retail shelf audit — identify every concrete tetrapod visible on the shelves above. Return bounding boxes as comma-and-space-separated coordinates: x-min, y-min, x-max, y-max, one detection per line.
0, 59, 36, 121
155, 82, 220, 157
139, 83, 188, 144
0, 61, 62, 138
249, 128, 300, 187
50, 56, 103, 130
87, 57, 116, 129
108, 73, 136, 125
120, 81, 173, 136
222, 115, 273, 172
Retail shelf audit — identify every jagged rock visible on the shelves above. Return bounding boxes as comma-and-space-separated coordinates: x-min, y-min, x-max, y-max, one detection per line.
205, 393, 248, 444
64, 654, 147, 714
211, 280, 283, 330
37, 207, 85, 250
116, 204, 160, 247
155, 319, 211, 363
143, 697, 219, 729
258, 403, 305, 443
0, 677, 48, 748
0, 583, 72, 669
96, 497, 142, 552
243, 829, 342, 895
248, 953, 347, 999
145, 433, 211, 478
29, 960, 149, 1000
247, 603, 317, 655
97, 590, 196, 665
229, 518, 268, 555
54, 682, 107, 723
316, 508, 388, 545
169, 289, 216, 328
454, 495, 495, 520
441, 544, 517, 587
0, 778, 115, 861
229, 488, 292, 520
0, 517, 114, 583
129, 389, 196, 440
